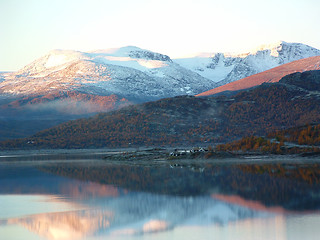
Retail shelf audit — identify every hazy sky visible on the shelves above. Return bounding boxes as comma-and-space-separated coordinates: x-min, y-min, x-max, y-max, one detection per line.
1, 0, 320, 71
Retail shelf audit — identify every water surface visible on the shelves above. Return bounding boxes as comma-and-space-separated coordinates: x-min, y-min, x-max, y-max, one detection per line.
1, 153, 320, 239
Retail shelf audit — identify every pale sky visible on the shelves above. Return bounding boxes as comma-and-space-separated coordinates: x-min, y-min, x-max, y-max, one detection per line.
1, 0, 320, 71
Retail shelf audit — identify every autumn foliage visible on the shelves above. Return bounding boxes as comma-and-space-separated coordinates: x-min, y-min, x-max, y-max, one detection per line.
217, 124, 320, 154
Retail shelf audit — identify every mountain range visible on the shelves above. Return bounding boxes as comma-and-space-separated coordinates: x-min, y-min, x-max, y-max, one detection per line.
1, 41, 320, 105
175, 41, 320, 86
1, 41, 320, 142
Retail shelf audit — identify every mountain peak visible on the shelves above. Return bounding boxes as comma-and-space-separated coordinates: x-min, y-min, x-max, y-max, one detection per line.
13, 49, 87, 77
90, 46, 143, 56
44, 49, 86, 68
90, 46, 172, 62
249, 41, 319, 58
251, 40, 286, 52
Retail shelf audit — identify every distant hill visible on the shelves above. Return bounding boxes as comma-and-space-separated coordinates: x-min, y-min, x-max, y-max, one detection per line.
197, 56, 320, 97
2, 70, 320, 149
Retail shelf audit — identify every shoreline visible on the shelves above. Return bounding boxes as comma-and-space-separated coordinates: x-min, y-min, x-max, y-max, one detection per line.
1, 148, 320, 165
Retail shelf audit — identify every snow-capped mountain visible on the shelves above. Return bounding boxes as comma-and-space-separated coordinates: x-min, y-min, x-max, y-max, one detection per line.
174, 41, 320, 86
197, 56, 320, 97
0, 46, 218, 140
0, 46, 215, 101
2, 42, 319, 101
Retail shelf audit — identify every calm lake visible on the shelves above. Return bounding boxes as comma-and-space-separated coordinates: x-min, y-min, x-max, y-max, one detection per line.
1, 152, 320, 240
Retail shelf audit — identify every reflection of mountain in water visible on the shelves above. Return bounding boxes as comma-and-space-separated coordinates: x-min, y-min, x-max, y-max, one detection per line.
2, 160, 320, 239
4, 193, 269, 240
39, 161, 320, 210
8, 210, 113, 240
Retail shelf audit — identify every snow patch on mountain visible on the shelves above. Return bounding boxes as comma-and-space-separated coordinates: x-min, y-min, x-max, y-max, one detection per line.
17, 49, 87, 78
45, 54, 68, 68
89, 46, 172, 73
174, 54, 234, 81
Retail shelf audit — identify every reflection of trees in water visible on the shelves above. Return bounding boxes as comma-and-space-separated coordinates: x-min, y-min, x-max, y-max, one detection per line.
0, 164, 121, 198
39, 162, 320, 211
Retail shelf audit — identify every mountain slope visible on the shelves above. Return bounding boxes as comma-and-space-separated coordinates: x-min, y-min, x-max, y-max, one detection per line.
2, 70, 320, 149
197, 56, 320, 97
0, 46, 215, 100
175, 41, 320, 85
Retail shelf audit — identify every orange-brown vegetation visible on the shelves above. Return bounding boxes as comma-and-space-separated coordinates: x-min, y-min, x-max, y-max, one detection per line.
216, 123, 320, 154
268, 124, 320, 146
